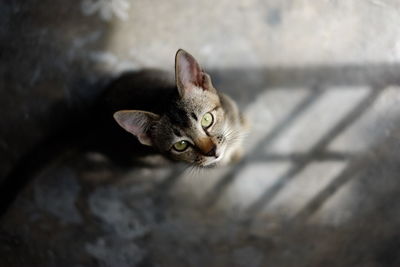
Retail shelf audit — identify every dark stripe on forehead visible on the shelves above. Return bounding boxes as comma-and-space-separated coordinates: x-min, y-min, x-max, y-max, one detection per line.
166, 103, 190, 128
173, 128, 182, 137
191, 112, 198, 121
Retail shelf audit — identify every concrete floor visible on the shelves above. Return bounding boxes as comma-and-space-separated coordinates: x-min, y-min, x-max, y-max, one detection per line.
2, 0, 400, 266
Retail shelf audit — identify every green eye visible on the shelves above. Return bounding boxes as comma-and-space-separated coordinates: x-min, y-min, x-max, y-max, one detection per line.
201, 112, 214, 128
173, 140, 189, 151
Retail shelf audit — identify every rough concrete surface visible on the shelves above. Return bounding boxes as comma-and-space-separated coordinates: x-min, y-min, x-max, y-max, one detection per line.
2, 0, 400, 266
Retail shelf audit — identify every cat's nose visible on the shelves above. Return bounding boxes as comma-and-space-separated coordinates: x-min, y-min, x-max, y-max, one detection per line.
194, 138, 218, 157
205, 145, 217, 157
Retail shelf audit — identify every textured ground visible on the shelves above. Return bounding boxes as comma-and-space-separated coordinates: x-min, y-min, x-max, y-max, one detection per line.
2, 0, 400, 266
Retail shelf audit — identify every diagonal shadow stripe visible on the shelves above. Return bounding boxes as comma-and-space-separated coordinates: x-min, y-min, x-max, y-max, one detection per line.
242, 88, 383, 222
292, 156, 367, 222
203, 88, 325, 207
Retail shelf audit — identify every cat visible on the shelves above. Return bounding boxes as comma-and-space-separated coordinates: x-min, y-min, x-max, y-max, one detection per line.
106, 49, 247, 167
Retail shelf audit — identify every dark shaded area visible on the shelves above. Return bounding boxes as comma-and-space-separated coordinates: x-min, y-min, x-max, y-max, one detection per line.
0, 0, 114, 182
0, 0, 116, 217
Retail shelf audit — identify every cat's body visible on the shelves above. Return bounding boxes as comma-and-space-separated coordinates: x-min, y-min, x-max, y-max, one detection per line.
108, 50, 247, 166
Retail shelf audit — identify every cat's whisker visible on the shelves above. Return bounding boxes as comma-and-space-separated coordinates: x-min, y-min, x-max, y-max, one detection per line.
223, 127, 237, 140
182, 164, 195, 176
229, 131, 248, 140
194, 165, 205, 176
184, 164, 203, 177
224, 127, 246, 144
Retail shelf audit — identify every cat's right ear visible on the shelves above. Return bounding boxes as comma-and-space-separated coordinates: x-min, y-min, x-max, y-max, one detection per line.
175, 49, 215, 97
113, 110, 160, 146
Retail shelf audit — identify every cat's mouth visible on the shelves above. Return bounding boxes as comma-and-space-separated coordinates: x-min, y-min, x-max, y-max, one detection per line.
200, 149, 225, 167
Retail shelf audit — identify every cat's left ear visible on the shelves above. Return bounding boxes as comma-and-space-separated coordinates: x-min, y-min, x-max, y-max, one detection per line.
175, 49, 216, 97
113, 110, 160, 146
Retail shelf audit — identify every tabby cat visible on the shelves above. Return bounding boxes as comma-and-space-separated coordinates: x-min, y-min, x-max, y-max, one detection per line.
112, 49, 246, 167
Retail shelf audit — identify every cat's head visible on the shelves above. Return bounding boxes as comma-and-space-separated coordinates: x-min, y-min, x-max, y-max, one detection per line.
113, 49, 242, 166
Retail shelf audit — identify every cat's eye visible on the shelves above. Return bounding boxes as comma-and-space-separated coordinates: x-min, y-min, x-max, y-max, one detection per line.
173, 140, 189, 151
201, 112, 214, 128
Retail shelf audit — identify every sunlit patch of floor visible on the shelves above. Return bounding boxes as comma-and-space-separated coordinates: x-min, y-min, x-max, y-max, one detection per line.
266, 86, 370, 153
